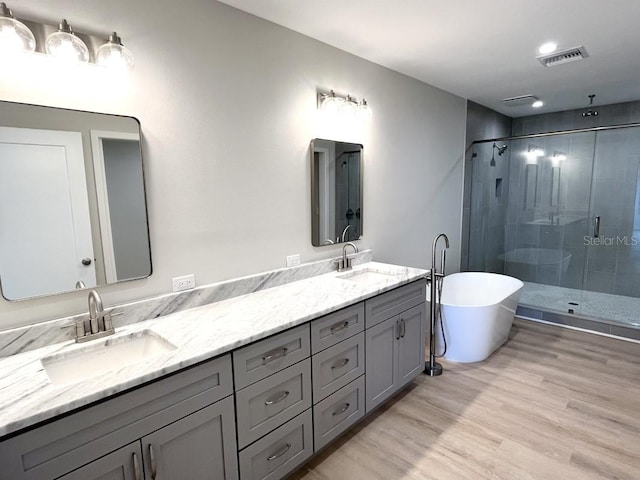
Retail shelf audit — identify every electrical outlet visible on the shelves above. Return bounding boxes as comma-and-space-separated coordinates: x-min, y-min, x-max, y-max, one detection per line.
172, 274, 195, 292
286, 254, 301, 268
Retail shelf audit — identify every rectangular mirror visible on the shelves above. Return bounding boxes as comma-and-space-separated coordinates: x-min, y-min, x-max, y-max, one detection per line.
311, 139, 363, 246
0, 101, 151, 301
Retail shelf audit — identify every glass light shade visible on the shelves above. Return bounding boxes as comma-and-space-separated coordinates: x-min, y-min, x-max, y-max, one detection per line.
97, 32, 134, 70
46, 21, 89, 63
321, 90, 344, 115
342, 95, 357, 117
357, 99, 372, 119
0, 11, 35, 55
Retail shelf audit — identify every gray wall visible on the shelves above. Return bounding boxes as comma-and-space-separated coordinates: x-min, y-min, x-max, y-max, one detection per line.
462, 101, 512, 271
0, 0, 466, 329
102, 139, 151, 281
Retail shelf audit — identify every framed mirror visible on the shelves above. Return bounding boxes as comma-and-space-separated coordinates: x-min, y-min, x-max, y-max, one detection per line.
311, 139, 363, 246
0, 101, 151, 301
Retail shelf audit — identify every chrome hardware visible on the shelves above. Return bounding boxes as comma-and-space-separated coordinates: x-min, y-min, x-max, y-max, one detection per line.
331, 358, 350, 369
330, 321, 349, 334
341, 224, 352, 242
81, 258, 92, 266
336, 242, 358, 272
265, 390, 290, 406
400, 318, 406, 338
594, 216, 601, 238
149, 444, 158, 480
267, 443, 291, 461
132, 452, 142, 480
426, 233, 449, 377
75, 280, 86, 289
333, 402, 350, 416
66, 289, 121, 343
262, 346, 288, 364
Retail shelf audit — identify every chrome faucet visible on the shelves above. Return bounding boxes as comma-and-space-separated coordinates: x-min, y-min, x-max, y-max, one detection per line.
66, 289, 120, 343
425, 233, 449, 377
341, 224, 352, 242
337, 242, 358, 272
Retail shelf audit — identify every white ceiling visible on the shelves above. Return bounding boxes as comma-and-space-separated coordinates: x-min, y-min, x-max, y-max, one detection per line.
219, 0, 640, 117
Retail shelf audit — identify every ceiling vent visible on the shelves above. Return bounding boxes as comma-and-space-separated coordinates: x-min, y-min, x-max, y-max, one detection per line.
537, 46, 589, 67
502, 94, 538, 106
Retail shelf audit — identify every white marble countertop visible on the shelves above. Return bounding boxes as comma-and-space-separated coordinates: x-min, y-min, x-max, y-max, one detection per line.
0, 261, 427, 439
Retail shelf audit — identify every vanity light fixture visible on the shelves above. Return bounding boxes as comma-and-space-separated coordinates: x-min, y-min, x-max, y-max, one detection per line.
318, 89, 372, 119
525, 145, 545, 164
0, 2, 35, 55
551, 151, 567, 167
96, 32, 134, 70
45, 19, 90, 63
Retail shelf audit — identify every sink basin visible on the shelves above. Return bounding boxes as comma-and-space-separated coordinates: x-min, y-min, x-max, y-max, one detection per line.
337, 268, 397, 285
41, 330, 176, 386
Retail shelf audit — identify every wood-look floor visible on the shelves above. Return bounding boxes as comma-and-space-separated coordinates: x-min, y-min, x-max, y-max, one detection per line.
290, 319, 640, 480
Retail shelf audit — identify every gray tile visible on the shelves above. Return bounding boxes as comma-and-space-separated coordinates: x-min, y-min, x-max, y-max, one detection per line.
610, 325, 640, 341
585, 271, 615, 294
541, 311, 612, 334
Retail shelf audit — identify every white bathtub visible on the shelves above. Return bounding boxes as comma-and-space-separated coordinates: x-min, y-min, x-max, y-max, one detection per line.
434, 272, 524, 363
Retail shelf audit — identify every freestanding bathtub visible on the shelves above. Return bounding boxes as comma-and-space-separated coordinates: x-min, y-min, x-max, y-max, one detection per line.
433, 272, 524, 363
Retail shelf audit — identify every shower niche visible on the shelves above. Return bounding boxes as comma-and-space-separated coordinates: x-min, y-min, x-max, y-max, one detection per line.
310, 139, 363, 246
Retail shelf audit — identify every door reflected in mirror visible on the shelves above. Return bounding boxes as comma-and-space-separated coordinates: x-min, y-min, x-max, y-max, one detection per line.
0, 101, 151, 301
311, 139, 363, 246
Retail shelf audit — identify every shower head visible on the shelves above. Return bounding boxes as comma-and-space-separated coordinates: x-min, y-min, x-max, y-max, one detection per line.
493, 143, 508, 156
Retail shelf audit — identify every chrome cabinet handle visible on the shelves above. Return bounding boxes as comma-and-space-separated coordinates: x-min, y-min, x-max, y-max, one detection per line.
262, 346, 288, 364
400, 318, 406, 338
132, 452, 142, 480
267, 443, 292, 461
265, 390, 290, 406
330, 321, 349, 334
149, 444, 158, 480
594, 216, 601, 238
331, 358, 350, 369
332, 402, 350, 416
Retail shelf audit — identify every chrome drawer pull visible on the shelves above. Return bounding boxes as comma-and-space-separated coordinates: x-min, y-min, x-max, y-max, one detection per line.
333, 402, 351, 416
149, 444, 158, 479
267, 442, 292, 461
265, 390, 290, 405
262, 346, 288, 364
132, 452, 142, 480
331, 358, 350, 369
330, 321, 349, 334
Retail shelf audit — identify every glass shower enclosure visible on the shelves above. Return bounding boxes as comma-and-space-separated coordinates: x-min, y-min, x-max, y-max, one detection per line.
466, 124, 640, 331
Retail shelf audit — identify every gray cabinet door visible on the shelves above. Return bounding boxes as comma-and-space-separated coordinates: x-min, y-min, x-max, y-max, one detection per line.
365, 315, 399, 413
141, 396, 238, 480
57, 442, 143, 480
397, 303, 426, 387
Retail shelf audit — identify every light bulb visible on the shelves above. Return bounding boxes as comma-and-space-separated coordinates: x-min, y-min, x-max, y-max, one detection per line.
532, 100, 544, 108
357, 98, 372, 119
46, 19, 89, 63
321, 90, 344, 116
342, 95, 357, 117
0, 3, 36, 56
97, 32, 134, 70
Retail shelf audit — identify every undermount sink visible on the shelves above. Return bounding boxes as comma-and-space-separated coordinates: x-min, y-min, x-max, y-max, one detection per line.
41, 330, 176, 386
337, 268, 397, 285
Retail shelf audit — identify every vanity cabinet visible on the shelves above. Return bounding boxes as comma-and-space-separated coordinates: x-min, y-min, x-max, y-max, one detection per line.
365, 283, 426, 413
0, 355, 238, 480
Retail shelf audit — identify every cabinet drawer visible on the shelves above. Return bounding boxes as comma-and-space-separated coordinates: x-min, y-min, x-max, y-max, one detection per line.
311, 332, 365, 403
0, 354, 233, 480
233, 324, 310, 390
236, 359, 312, 449
239, 410, 312, 480
313, 376, 365, 451
365, 280, 426, 328
310, 303, 364, 354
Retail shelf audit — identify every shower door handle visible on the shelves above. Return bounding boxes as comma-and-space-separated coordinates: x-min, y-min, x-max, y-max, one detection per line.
594, 216, 600, 238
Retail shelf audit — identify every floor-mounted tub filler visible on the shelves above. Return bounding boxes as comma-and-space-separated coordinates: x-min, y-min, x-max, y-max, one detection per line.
434, 272, 524, 363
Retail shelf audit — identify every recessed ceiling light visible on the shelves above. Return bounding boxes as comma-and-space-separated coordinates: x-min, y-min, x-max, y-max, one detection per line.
538, 42, 558, 55
532, 100, 544, 108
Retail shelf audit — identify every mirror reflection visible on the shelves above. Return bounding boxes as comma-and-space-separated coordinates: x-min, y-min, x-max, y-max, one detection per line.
0, 101, 151, 301
311, 139, 362, 246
